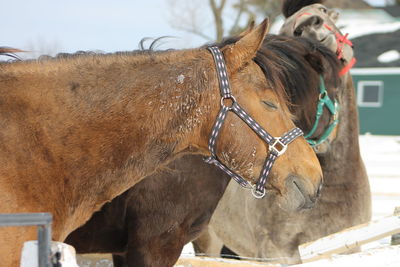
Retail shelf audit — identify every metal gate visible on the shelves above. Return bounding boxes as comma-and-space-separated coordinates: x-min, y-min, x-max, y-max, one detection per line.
0, 213, 52, 267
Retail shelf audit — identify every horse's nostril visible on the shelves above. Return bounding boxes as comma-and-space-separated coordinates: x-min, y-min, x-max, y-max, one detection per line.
314, 16, 323, 27
294, 28, 303, 36
290, 177, 318, 209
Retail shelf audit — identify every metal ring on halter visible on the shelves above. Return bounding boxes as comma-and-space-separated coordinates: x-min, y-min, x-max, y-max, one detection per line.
269, 138, 288, 156
333, 101, 339, 121
319, 91, 327, 100
251, 186, 266, 199
220, 96, 237, 109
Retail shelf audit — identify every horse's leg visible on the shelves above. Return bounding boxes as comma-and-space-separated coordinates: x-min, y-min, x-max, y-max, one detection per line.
125, 227, 187, 267
126, 239, 185, 267
192, 227, 224, 257
112, 253, 126, 267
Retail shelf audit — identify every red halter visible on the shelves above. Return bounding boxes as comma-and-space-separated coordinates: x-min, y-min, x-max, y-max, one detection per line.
323, 24, 356, 76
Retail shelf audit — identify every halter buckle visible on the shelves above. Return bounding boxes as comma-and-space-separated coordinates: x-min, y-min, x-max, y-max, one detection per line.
269, 138, 287, 156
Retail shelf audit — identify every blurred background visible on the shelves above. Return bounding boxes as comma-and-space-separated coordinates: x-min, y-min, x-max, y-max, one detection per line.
0, 0, 398, 54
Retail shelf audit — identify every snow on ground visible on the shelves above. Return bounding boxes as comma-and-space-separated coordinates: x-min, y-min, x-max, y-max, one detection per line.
338, 13, 400, 39
292, 245, 400, 267
378, 50, 400, 63
359, 135, 400, 219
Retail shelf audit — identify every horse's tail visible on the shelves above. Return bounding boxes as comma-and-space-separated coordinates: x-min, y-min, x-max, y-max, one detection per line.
0, 47, 25, 60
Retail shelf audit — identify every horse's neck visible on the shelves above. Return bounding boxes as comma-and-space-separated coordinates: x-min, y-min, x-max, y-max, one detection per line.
319, 74, 365, 183
84, 52, 217, 173
2, 51, 217, 196
336, 74, 360, 143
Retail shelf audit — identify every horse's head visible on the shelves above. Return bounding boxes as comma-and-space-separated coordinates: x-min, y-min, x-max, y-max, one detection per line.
257, 34, 341, 154
196, 20, 323, 211
280, 0, 354, 65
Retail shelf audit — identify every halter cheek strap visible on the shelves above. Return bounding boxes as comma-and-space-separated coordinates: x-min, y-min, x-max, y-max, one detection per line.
304, 76, 339, 146
323, 24, 356, 76
339, 57, 356, 77
205, 46, 303, 199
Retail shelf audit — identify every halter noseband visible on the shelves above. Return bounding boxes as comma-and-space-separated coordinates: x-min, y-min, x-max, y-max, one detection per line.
304, 76, 339, 147
204, 46, 303, 199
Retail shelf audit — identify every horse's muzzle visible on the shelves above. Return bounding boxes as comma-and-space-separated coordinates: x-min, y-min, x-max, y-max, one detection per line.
285, 175, 322, 210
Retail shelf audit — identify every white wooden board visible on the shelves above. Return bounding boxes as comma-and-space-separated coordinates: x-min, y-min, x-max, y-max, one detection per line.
299, 215, 400, 262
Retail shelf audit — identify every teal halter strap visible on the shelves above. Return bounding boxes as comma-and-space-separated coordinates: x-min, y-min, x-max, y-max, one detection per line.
304, 76, 339, 146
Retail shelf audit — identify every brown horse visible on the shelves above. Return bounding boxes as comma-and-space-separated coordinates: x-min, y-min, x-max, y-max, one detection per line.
0, 20, 323, 266
65, 33, 339, 267
194, 0, 371, 264
67, 154, 231, 267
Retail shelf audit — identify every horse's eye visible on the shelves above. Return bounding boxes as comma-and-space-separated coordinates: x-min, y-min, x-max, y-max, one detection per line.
320, 7, 327, 13
262, 100, 278, 110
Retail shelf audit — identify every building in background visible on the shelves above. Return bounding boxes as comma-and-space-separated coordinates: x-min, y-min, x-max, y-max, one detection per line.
351, 68, 400, 135
346, 6, 400, 135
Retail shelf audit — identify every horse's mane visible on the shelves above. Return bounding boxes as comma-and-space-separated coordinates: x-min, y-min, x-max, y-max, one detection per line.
259, 35, 340, 109
1, 36, 172, 64
0, 47, 23, 61
282, 0, 325, 18
2, 35, 340, 112
20, 37, 172, 62
215, 34, 340, 118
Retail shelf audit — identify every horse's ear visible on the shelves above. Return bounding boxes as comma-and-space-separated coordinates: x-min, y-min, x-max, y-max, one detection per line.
222, 19, 269, 74
328, 9, 339, 23
237, 21, 255, 38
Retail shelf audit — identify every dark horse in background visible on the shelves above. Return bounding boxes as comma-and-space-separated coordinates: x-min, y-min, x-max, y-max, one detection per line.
65, 32, 340, 266
0, 21, 323, 266
194, 0, 371, 264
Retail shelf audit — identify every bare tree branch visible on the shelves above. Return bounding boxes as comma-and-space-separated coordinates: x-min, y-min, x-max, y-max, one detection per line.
172, 25, 213, 41
230, 0, 247, 36
167, 0, 214, 40
209, 0, 227, 41
167, 0, 281, 42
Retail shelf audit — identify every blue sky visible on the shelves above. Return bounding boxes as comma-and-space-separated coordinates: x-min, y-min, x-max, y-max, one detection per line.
1, 0, 210, 55
1, 0, 386, 56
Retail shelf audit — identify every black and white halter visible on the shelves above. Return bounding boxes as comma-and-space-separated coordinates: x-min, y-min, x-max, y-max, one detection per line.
204, 46, 303, 199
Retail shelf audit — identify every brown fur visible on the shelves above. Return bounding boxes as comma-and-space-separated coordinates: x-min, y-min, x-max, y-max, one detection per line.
194, 2, 371, 264
66, 155, 231, 267
0, 21, 322, 266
